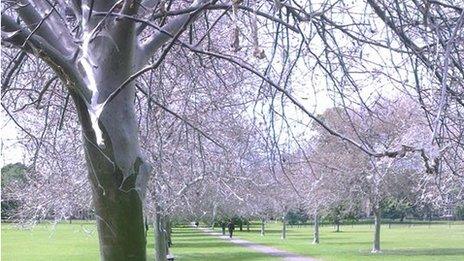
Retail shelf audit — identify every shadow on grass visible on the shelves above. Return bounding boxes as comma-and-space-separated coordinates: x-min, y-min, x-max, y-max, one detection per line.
323, 241, 372, 245
171, 233, 213, 238
359, 248, 464, 256
173, 251, 272, 261
236, 229, 283, 234
172, 241, 237, 248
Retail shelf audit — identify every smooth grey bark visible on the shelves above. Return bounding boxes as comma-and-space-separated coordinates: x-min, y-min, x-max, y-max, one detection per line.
78, 7, 151, 260
210, 204, 217, 229
372, 206, 381, 253
260, 218, 265, 236
313, 210, 319, 244
281, 215, 287, 239
83, 87, 148, 261
154, 211, 168, 261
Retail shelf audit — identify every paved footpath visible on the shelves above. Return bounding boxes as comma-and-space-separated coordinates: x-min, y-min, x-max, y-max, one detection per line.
199, 228, 318, 261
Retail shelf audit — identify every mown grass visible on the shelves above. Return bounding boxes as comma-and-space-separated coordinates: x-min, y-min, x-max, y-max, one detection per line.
170, 228, 277, 260
1, 222, 276, 261
231, 221, 464, 260
2, 221, 463, 260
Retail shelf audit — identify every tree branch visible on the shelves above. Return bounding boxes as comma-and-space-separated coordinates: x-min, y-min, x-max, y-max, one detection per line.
2, 14, 88, 102
138, 0, 212, 64
16, 0, 76, 55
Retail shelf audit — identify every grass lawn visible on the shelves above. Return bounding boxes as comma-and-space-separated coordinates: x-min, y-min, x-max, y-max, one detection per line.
1, 222, 277, 261
232, 221, 464, 260
2, 221, 463, 260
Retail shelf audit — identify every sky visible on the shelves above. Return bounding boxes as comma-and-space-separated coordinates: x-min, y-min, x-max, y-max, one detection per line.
1, 112, 26, 167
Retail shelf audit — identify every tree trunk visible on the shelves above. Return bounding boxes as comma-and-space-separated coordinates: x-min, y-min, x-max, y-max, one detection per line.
313, 210, 319, 244
85, 133, 148, 261
91, 177, 147, 261
260, 219, 265, 236
154, 211, 167, 261
246, 221, 250, 232
372, 207, 381, 253
281, 216, 286, 239
72, 10, 151, 261
166, 216, 172, 247
210, 204, 217, 229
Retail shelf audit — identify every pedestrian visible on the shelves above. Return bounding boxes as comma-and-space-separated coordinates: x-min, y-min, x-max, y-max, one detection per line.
227, 219, 235, 238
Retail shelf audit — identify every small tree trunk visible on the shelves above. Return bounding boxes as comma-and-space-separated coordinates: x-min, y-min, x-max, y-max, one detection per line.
260, 219, 265, 236
221, 221, 226, 235
313, 210, 319, 244
246, 221, 250, 232
210, 204, 217, 229
144, 216, 149, 236
166, 216, 172, 247
154, 211, 167, 261
372, 207, 381, 253
336, 222, 340, 232
281, 216, 286, 239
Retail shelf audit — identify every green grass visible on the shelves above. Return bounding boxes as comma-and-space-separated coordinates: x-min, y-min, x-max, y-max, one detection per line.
170, 228, 277, 260
232, 221, 464, 260
2, 221, 463, 260
1, 222, 277, 261
1, 222, 100, 261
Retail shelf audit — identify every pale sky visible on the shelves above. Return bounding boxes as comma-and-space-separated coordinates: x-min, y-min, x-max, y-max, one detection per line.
1, 111, 26, 167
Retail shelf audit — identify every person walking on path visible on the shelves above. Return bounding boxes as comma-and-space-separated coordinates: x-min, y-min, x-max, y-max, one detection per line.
227, 219, 235, 238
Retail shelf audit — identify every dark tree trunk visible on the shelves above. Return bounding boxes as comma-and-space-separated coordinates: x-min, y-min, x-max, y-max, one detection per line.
260, 218, 265, 236
166, 216, 172, 247
91, 181, 146, 261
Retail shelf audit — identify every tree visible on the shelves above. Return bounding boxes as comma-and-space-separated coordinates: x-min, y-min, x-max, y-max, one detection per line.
1, 0, 267, 259
1, 163, 27, 219
2, 0, 463, 259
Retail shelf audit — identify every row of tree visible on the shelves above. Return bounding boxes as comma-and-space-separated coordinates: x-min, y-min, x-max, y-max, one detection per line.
2, 0, 463, 260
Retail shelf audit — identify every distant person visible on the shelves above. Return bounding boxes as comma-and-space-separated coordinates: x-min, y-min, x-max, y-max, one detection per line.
227, 219, 235, 238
